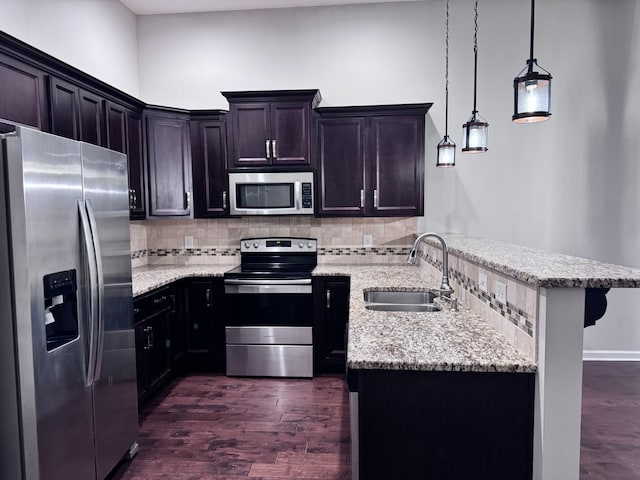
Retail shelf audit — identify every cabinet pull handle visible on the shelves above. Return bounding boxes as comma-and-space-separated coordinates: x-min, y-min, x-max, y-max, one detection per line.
265, 139, 271, 159
170, 294, 176, 313
184, 191, 191, 210
148, 326, 154, 348
360, 189, 364, 208
222, 190, 227, 209
133, 190, 137, 209
326, 290, 331, 309
373, 189, 378, 209
272, 139, 277, 159
205, 288, 211, 308
129, 189, 134, 210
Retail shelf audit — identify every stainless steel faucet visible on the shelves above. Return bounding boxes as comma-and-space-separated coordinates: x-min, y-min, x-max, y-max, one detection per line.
407, 232, 457, 310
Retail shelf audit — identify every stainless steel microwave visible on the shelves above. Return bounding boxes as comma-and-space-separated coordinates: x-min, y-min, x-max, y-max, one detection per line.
228, 171, 314, 216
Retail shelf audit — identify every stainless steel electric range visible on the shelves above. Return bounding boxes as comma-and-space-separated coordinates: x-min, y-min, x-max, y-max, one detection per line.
223, 237, 317, 378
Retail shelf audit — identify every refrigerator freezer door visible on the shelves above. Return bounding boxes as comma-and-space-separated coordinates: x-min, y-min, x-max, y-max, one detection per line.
6, 127, 97, 480
81, 142, 138, 479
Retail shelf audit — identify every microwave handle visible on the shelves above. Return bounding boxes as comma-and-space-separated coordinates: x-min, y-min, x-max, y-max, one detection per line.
294, 181, 301, 210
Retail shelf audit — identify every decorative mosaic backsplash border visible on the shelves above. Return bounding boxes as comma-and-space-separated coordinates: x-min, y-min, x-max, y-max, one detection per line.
319, 247, 411, 256
133, 246, 412, 260
421, 252, 533, 337
132, 249, 147, 259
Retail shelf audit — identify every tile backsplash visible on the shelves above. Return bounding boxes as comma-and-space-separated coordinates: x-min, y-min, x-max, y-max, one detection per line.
130, 216, 418, 267
416, 243, 537, 361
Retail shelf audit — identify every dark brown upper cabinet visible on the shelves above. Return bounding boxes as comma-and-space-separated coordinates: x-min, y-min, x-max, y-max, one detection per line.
222, 90, 321, 168
190, 110, 229, 218
145, 107, 192, 218
106, 101, 146, 220
49, 76, 106, 146
315, 104, 431, 217
0, 52, 48, 131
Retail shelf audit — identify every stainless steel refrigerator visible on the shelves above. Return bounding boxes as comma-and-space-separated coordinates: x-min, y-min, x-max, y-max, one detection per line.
0, 123, 138, 480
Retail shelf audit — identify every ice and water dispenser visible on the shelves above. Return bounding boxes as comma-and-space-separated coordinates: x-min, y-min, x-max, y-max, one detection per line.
43, 269, 78, 351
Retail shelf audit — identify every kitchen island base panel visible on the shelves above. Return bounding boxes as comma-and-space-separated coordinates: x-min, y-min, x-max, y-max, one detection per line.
534, 288, 586, 480
356, 369, 535, 480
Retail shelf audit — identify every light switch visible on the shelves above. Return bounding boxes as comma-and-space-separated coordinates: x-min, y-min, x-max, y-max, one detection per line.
495, 281, 507, 304
479, 271, 488, 292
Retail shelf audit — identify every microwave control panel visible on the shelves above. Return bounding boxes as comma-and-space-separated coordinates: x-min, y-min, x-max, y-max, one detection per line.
302, 182, 313, 208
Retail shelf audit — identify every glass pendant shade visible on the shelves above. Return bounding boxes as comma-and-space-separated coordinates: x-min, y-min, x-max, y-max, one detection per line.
513, 61, 552, 123
462, 112, 488, 152
436, 136, 456, 168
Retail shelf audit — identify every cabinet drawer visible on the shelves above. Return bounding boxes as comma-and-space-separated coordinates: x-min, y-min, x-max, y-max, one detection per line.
134, 286, 175, 323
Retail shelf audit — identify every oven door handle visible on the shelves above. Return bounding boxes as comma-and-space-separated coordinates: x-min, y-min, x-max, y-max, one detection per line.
224, 278, 312, 285
225, 283, 312, 295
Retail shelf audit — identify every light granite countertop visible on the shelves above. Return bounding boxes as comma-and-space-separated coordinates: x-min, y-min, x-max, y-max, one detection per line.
314, 265, 537, 373
132, 264, 237, 297
133, 262, 535, 373
423, 235, 640, 289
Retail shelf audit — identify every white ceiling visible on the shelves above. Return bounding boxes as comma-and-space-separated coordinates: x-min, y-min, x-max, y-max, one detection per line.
120, 0, 424, 15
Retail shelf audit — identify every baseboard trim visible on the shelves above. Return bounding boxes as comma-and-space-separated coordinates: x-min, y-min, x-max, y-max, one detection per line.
583, 350, 640, 361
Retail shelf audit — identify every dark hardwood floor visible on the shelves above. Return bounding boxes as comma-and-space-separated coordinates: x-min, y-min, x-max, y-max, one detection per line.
109, 362, 640, 480
580, 361, 640, 480
109, 374, 350, 480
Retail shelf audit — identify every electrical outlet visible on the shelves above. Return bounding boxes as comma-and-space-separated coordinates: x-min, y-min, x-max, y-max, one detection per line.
184, 235, 194, 248
478, 271, 488, 292
495, 280, 507, 304
363, 234, 373, 247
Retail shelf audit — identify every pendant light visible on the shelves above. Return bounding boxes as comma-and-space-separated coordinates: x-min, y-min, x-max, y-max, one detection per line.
436, 0, 455, 168
513, 0, 552, 123
462, 0, 488, 153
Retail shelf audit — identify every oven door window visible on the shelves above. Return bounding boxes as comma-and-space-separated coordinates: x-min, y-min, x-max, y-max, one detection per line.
225, 291, 313, 327
236, 183, 294, 209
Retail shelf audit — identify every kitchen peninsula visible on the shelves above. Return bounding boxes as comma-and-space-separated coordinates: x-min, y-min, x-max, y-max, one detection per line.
132, 234, 640, 480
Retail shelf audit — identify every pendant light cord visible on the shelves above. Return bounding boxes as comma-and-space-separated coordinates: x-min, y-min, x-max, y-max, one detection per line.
472, 0, 478, 114
528, 0, 535, 71
444, 0, 450, 137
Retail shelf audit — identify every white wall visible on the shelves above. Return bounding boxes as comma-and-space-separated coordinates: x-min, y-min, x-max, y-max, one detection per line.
136, 0, 640, 356
0, 0, 140, 97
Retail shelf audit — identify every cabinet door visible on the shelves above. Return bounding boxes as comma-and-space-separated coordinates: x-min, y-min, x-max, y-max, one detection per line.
146, 115, 192, 217
192, 120, 229, 217
271, 102, 311, 165
167, 289, 185, 368
316, 118, 366, 216
49, 76, 80, 140
185, 280, 214, 353
127, 111, 145, 219
147, 309, 171, 389
0, 53, 48, 130
134, 319, 150, 403
106, 102, 127, 154
78, 89, 105, 146
313, 276, 350, 373
370, 115, 424, 216
229, 103, 270, 167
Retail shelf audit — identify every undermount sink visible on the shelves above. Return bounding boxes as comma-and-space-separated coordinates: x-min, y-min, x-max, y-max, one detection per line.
363, 290, 441, 312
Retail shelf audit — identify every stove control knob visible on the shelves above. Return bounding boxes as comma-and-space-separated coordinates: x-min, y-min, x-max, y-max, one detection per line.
253, 242, 259, 249
243, 242, 250, 249
307, 241, 313, 248
298, 242, 304, 248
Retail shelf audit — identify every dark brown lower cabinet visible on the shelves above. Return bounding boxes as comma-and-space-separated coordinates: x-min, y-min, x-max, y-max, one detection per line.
356, 369, 535, 480
313, 276, 350, 373
183, 278, 226, 372
133, 286, 180, 407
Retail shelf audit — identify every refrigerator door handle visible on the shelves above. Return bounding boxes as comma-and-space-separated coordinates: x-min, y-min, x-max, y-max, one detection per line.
85, 199, 105, 382
78, 200, 99, 387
